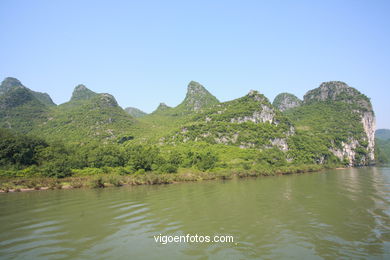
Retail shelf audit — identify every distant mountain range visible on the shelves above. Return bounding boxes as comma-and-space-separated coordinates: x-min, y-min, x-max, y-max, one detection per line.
124, 107, 147, 118
376, 129, 390, 140
375, 129, 390, 164
0, 77, 377, 166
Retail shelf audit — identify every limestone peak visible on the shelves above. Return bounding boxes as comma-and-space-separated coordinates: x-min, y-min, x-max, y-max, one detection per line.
0, 77, 25, 96
0, 77, 55, 106
273, 93, 302, 112
156, 102, 170, 111
303, 81, 372, 111
70, 84, 97, 101
179, 81, 219, 111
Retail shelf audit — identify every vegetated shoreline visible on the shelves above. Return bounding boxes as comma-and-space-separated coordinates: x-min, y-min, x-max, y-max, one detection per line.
0, 164, 336, 193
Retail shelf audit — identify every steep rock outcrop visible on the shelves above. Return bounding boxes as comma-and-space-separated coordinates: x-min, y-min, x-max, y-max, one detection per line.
361, 111, 376, 161
273, 93, 302, 112
97, 93, 119, 107
230, 105, 274, 124
70, 84, 98, 101
177, 81, 219, 111
230, 91, 276, 124
304, 81, 372, 111
329, 139, 359, 165
304, 81, 375, 165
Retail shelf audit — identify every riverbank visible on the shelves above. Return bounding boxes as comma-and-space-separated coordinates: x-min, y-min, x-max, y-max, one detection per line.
0, 164, 330, 193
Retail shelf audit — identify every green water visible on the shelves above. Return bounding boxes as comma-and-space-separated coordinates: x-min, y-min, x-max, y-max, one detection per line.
1, 167, 390, 259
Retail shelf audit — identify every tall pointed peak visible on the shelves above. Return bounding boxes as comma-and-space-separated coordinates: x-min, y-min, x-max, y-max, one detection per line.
70, 84, 97, 101
186, 81, 211, 96
0, 77, 25, 95
180, 81, 219, 111
188, 80, 204, 89
1, 77, 23, 88
74, 84, 88, 91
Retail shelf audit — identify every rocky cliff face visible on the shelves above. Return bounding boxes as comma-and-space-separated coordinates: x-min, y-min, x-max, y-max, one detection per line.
273, 93, 302, 112
230, 90, 276, 124
178, 81, 219, 111
329, 139, 359, 165
97, 93, 119, 107
304, 81, 375, 165
361, 111, 376, 161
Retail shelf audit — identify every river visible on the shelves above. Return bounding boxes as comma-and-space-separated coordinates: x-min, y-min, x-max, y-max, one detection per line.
1, 167, 390, 259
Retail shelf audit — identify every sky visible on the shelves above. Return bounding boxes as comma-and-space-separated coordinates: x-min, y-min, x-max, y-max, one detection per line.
1, 0, 389, 128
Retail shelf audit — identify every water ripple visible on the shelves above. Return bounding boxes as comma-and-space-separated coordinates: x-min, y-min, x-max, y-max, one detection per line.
1, 167, 390, 259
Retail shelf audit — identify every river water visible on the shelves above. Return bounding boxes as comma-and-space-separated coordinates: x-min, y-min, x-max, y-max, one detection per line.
1, 167, 390, 259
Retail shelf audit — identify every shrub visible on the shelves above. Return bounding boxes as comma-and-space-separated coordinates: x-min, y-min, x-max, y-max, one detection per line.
40, 159, 72, 178
135, 169, 146, 175
107, 175, 122, 187
88, 176, 104, 188
159, 163, 178, 173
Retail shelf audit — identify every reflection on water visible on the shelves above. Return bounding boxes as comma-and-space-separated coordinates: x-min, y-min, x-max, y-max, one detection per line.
1, 167, 390, 259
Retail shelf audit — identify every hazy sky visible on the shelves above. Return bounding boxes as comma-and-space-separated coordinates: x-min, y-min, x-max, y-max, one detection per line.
1, 0, 389, 128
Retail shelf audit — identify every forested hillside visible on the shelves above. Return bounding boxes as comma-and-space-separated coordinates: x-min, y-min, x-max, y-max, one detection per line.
0, 77, 378, 190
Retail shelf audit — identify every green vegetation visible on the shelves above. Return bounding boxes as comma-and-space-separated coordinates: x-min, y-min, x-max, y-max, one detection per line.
163, 91, 293, 150
32, 92, 136, 143
0, 78, 379, 192
285, 101, 369, 165
0, 87, 50, 133
0, 77, 55, 106
0, 129, 332, 192
375, 138, 390, 164
0, 128, 47, 168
